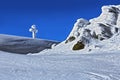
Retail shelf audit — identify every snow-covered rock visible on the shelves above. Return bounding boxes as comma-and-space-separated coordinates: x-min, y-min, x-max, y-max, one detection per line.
66, 18, 90, 40
1, 5, 120, 80
87, 5, 120, 40
57, 5, 120, 51
91, 5, 119, 25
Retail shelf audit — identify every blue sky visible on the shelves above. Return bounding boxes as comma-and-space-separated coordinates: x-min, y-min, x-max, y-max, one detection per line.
0, 0, 120, 41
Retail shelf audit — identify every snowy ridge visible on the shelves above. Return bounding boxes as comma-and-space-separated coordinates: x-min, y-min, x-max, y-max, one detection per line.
48, 5, 120, 53
1, 5, 120, 80
0, 34, 60, 54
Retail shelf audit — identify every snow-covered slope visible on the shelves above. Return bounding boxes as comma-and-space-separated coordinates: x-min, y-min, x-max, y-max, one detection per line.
0, 50, 120, 80
0, 34, 60, 54
1, 5, 120, 80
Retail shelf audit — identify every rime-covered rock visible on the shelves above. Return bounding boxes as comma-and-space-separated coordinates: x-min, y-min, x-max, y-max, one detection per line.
87, 5, 120, 40
90, 5, 119, 25
64, 5, 120, 50
65, 18, 90, 43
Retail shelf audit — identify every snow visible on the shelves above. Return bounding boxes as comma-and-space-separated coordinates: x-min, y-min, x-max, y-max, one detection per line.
63, 5, 120, 52
0, 50, 120, 80
66, 18, 89, 39
29, 25, 38, 39
1, 5, 120, 80
0, 34, 59, 54
1, 34, 120, 80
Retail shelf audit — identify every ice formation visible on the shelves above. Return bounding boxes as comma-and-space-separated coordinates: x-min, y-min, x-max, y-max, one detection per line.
62, 5, 120, 50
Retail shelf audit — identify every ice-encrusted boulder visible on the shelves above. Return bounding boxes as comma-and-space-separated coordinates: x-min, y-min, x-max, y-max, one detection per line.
65, 18, 90, 43
88, 5, 120, 40
63, 5, 120, 50
90, 5, 119, 25
116, 5, 120, 27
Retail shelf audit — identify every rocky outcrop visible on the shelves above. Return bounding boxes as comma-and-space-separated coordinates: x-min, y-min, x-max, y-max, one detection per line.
65, 5, 120, 50
91, 6, 119, 25
72, 41, 85, 50
65, 18, 90, 43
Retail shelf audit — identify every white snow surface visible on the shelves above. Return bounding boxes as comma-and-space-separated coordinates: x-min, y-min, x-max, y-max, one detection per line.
0, 48, 120, 80
1, 5, 120, 80
0, 34, 59, 54
1, 34, 120, 80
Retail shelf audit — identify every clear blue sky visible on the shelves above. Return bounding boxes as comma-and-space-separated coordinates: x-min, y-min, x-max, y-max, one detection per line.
0, 0, 120, 41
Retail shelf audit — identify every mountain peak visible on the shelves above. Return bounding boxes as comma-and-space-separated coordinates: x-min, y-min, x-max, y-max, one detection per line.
54, 5, 120, 51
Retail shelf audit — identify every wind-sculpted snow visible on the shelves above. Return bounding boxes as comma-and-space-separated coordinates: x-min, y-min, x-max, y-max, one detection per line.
63, 5, 120, 51
0, 51, 120, 80
0, 34, 60, 54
